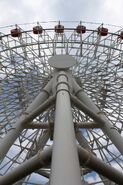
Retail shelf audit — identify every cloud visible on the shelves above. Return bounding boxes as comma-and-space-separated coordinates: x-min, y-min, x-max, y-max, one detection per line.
0, 0, 123, 28
0, 0, 56, 26
50, 0, 104, 22
100, 0, 123, 26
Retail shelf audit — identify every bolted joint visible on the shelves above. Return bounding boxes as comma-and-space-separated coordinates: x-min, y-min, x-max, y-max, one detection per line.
75, 88, 83, 96
56, 72, 68, 82
56, 81, 70, 95
55, 71, 70, 95
36, 146, 52, 166
41, 89, 50, 97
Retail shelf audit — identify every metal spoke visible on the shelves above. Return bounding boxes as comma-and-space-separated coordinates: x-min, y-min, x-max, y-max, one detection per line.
0, 21, 123, 184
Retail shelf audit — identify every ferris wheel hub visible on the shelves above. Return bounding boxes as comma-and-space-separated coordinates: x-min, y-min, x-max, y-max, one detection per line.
48, 55, 76, 69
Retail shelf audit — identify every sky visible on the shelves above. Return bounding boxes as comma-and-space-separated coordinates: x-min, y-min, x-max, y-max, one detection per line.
0, 0, 123, 28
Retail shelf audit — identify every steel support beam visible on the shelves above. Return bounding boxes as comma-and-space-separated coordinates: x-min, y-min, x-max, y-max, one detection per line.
1, 144, 122, 184
28, 129, 50, 158
24, 121, 99, 129
36, 169, 50, 178
0, 147, 52, 185
76, 130, 114, 185
76, 130, 91, 151
71, 94, 107, 125
76, 122, 99, 129
72, 78, 123, 155
37, 129, 50, 150
0, 93, 55, 161
16, 129, 50, 185
71, 94, 123, 155
78, 146, 123, 184
24, 122, 51, 129
50, 71, 82, 185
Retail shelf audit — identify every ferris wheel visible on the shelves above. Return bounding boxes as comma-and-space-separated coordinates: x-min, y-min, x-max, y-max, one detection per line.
0, 21, 123, 185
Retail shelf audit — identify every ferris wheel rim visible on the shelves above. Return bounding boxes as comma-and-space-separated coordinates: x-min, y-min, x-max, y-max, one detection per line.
0, 21, 123, 184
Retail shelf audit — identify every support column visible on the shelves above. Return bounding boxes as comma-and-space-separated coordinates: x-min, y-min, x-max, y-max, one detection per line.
76, 130, 91, 151
27, 129, 50, 158
76, 130, 115, 185
50, 71, 82, 185
72, 78, 123, 155
0, 79, 53, 160
0, 146, 52, 185
15, 129, 50, 185
36, 169, 50, 178
78, 146, 123, 184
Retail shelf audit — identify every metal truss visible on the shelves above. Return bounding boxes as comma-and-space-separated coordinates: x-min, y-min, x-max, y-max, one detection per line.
0, 21, 123, 185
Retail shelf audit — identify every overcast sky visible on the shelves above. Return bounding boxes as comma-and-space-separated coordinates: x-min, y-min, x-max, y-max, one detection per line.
0, 0, 123, 28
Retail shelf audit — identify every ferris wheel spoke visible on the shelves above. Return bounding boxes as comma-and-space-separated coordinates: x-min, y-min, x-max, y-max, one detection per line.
0, 22, 123, 184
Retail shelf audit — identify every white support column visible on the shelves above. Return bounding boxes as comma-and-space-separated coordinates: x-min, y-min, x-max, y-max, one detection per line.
76, 131, 114, 185
78, 146, 123, 184
16, 130, 50, 185
28, 129, 50, 157
50, 71, 82, 185
76, 130, 91, 151
36, 169, 50, 178
0, 79, 53, 161
0, 146, 52, 185
72, 78, 123, 155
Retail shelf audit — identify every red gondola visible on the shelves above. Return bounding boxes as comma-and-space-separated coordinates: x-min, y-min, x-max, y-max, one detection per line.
76, 25, 86, 34
98, 27, 108, 36
54, 23, 64, 33
11, 28, 21, 37
119, 31, 123, 39
33, 26, 43, 34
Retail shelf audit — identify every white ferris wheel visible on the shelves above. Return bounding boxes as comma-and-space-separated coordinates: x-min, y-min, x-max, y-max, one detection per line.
0, 21, 123, 185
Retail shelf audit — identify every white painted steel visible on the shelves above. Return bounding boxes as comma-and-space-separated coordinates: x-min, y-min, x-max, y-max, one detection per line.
50, 71, 82, 185
0, 79, 53, 160
48, 55, 76, 69
72, 78, 123, 155
0, 146, 52, 185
